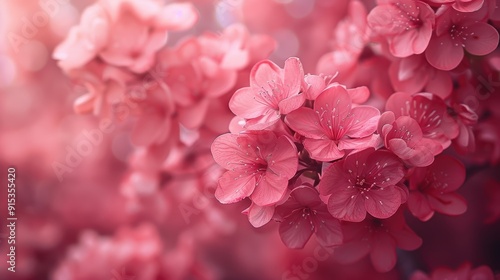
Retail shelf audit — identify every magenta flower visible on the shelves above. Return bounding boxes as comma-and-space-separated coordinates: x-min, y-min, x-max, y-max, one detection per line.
378, 111, 442, 167
274, 185, 343, 249
385, 92, 459, 149
333, 210, 422, 272
229, 57, 305, 129
368, 0, 435, 57
211, 131, 298, 206
318, 148, 406, 222
425, 6, 499, 70
407, 155, 467, 221
285, 86, 380, 161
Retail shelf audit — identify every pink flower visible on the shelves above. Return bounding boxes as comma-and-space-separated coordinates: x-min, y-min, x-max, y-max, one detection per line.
411, 263, 496, 280
407, 155, 467, 221
378, 111, 442, 167
424, 0, 485, 13
368, 0, 435, 57
385, 92, 459, 149
285, 86, 380, 161
389, 55, 453, 100
211, 131, 298, 206
229, 57, 305, 129
53, 0, 198, 73
318, 148, 406, 222
274, 185, 343, 249
425, 6, 499, 70
333, 210, 422, 272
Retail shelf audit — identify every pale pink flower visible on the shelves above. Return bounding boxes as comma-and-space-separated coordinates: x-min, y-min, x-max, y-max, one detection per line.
378, 111, 442, 166
407, 155, 467, 221
285, 86, 380, 161
211, 131, 298, 206
368, 0, 435, 57
425, 5, 499, 70
274, 185, 343, 249
229, 57, 305, 129
54, 0, 198, 73
318, 148, 406, 222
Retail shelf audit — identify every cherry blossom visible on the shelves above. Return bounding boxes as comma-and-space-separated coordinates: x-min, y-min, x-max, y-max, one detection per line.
407, 155, 467, 221
274, 185, 343, 249
333, 210, 423, 272
368, 0, 436, 57
378, 111, 442, 167
385, 92, 459, 149
318, 148, 406, 222
425, 5, 499, 70
423, 0, 486, 13
211, 131, 298, 206
53, 0, 198, 73
229, 58, 305, 129
285, 86, 380, 161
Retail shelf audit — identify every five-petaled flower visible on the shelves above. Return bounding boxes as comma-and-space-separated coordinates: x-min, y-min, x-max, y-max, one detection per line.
229, 57, 305, 129
274, 185, 343, 249
211, 131, 298, 206
285, 85, 380, 161
318, 148, 406, 222
407, 154, 467, 221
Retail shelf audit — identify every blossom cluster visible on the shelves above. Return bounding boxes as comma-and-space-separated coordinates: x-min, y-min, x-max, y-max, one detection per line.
4, 0, 499, 279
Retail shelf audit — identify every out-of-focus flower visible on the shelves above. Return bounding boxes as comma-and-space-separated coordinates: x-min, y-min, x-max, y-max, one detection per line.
410, 262, 496, 280
53, 0, 198, 73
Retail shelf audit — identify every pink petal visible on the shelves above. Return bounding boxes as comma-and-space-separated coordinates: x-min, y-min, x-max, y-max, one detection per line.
246, 203, 275, 228
428, 193, 467, 216
268, 136, 298, 179
215, 171, 256, 204
318, 161, 350, 196
229, 87, 270, 118
427, 155, 466, 192
250, 60, 281, 89
205, 69, 237, 98
365, 187, 402, 219
177, 99, 209, 129
327, 188, 367, 222
347, 86, 370, 104
278, 93, 305, 114
283, 57, 304, 96
464, 22, 500, 56
314, 211, 343, 247
279, 211, 314, 249
304, 139, 344, 161
303, 74, 326, 100
346, 106, 380, 138
251, 173, 288, 206
285, 108, 324, 139
132, 112, 168, 146
408, 191, 435, 221
425, 34, 464, 70
370, 232, 397, 272
211, 133, 244, 170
